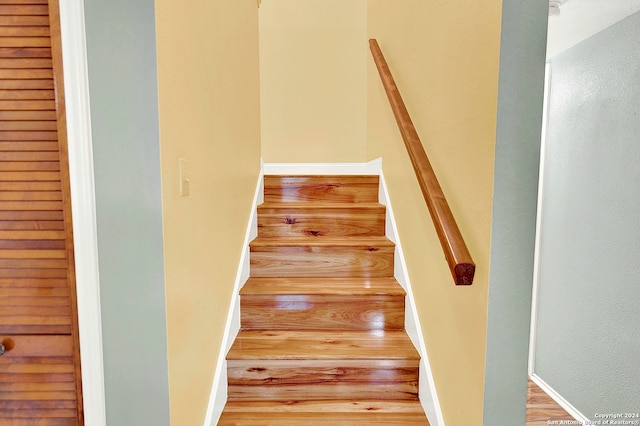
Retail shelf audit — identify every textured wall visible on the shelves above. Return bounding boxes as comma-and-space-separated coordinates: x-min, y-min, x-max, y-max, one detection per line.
534, 11, 640, 419
83, 1, 170, 424
259, 0, 367, 163
155, 0, 262, 424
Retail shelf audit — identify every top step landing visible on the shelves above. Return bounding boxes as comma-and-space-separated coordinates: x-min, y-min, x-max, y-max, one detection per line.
264, 175, 379, 203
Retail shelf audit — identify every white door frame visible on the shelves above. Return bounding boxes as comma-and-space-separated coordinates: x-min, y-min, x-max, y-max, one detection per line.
528, 62, 551, 376
58, 1, 107, 424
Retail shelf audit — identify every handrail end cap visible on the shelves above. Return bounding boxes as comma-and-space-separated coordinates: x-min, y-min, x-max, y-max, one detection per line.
454, 263, 475, 285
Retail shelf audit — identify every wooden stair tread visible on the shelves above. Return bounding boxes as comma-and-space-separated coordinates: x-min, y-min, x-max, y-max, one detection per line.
240, 277, 405, 296
219, 400, 429, 425
221, 399, 427, 413
250, 236, 394, 247
258, 202, 385, 211
227, 330, 420, 360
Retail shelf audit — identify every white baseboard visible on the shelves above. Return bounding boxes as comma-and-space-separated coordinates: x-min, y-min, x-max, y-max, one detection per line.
204, 166, 264, 426
530, 373, 589, 423
379, 171, 445, 426
204, 158, 443, 425
263, 158, 382, 175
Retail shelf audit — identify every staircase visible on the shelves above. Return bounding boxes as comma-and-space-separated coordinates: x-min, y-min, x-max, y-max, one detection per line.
218, 175, 430, 425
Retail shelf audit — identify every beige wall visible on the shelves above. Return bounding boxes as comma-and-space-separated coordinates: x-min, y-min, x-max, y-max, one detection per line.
155, 1, 262, 424
259, 0, 368, 162
367, 1, 502, 424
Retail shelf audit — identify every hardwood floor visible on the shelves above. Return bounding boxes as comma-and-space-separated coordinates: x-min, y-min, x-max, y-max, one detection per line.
526, 378, 575, 425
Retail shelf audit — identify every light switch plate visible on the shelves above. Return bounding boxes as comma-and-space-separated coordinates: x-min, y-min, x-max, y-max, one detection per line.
179, 158, 190, 196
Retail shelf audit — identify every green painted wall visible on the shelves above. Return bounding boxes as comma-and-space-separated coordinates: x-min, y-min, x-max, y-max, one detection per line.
535, 11, 640, 419
84, 1, 170, 424
483, 0, 548, 424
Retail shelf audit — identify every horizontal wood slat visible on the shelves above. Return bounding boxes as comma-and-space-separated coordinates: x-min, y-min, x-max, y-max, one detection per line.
0, 326, 72, 335
0, 110, 56, 120
0, 296, 69, 307
0, 220, 63, 230
0, 38, 51, 48
0, 27, 50, 38
0, 229, 64, 238
0, 418, 77, 426
0, 278, 66, 287
1, 306, 69, 316
0, 249, 65, 258
0, 269, 67, 278
0, 141, 59, 151
0, 317, 70, 327
0, 190, 62, 200
0, 90, 55, 100
0, 130, 58, 139
0, 400, 76, 408
0, 121, 57, 131
0, 408, 77, 418
0, 258, 67, 268
0, 202, 63, 212
0, 0, 48, 4
0, 171, 61, 181
0, 69, 53, 81
0, 240, 65, 250
0, 47, 51, 58
0, 163, 61, 172
0, 98, 55, 109
0, 364, 74, 373
0, 210, 62, 220
0, 79, 55, 90
0, 16, 49, 27
0, 5, 49, 16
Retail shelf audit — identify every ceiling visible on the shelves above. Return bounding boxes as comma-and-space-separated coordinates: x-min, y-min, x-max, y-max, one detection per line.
546, 0, 640, 58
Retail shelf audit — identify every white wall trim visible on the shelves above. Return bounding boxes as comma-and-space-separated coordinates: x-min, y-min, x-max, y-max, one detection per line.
204, 164, 264, 426
529, 62, 552, 376
263, 158, 382, 175
58, 2, 107, 425
379, 171, 445, 426
530, 374, 588, 423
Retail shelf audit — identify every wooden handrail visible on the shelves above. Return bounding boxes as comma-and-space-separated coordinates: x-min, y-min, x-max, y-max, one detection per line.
369, 39, 475, 285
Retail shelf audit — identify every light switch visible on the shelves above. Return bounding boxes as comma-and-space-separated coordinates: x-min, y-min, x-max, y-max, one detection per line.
179, 158, 190, 196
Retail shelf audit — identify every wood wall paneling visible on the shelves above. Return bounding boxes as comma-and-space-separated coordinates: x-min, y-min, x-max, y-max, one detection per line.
0, 0, 82, 423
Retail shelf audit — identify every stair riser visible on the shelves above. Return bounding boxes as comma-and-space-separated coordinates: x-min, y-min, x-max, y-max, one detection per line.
219, 412, 427, 425
227, 361, 418, 401
250, 246, 394, 278
257, 211, 385, 238
264, 176, 379, 203
240, 295, 405, 330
